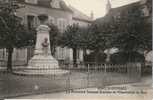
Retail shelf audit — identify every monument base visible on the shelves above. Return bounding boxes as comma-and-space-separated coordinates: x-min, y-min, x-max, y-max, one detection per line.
13, 55, 69, 76
13, 69, 69, 76
28, 54, 59, 69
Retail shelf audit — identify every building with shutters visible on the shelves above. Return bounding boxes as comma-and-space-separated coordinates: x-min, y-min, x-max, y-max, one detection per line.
0, 0, 93, 67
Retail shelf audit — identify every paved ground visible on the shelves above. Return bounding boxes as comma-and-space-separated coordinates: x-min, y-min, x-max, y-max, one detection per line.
14, 76, 153, 100
0, 71, 151, 99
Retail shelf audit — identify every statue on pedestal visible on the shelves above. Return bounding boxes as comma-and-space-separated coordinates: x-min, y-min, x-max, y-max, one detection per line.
28, 14, 59, 69
14, 14, 69, 75
41, 38, 49, 55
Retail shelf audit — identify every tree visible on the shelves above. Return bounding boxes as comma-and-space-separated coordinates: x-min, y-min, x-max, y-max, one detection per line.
74, 26, 92, 61
83, 20, 115, 63
59, 24, 83, 66
112, 6, 152, 62
0, 0, 35, 72
48, 24, 60, 56
88, 23, 114, 50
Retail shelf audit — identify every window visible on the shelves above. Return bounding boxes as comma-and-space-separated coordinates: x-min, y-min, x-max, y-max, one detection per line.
114, 13, 121, 20
25, 0, 37, 4
77, 50, 80, 60
50, 0, 60, 9
142, 6, 149, 17
49, 16, 55, 25
0, 49, 5, 60
57, 18, 67, 32
27, 15, 37, 30
57, 47, 65, 60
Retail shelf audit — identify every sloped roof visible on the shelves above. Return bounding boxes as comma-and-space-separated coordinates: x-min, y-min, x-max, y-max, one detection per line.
95, 1, 140, 24
17, 0, 93, 22
109, 1, 140, 15
17, 0, 73, 13
69, 6, 93, 23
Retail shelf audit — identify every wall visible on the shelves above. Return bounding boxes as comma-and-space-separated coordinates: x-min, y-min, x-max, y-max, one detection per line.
72, 19, 91, 27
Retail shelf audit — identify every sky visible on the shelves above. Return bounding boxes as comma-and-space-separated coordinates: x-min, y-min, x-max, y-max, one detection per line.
64, 0, 140, 19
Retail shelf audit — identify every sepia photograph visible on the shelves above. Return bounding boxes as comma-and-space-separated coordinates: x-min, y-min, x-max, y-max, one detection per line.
0, 0, 152, 99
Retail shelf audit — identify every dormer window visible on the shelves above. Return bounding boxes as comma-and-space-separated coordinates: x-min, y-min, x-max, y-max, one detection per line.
50, 0, 60, 9
25, 0, 38, 4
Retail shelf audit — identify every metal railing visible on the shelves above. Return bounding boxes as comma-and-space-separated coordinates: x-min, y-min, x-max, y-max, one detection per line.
0, 62, 142, 98
60, 62, 142, 90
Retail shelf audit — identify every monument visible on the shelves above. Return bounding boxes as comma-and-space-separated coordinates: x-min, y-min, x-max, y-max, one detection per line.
28, 14, 59, 70
14, 14, 68, 75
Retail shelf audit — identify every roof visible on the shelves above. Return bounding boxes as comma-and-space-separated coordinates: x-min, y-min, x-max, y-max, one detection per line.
109, 1, 140, 15
69, 6, 93, 23
17, 0, 93, 22
17, 0, 73, 13
94, 1, 140, 24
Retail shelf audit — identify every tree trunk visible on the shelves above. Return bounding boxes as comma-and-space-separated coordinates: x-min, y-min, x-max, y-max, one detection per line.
50, 40, 56, 57
95, 49, 100, 63
73, 48, 77, 67
106, 49, 111, 64
7, 48, 13, 73
51, 45, 55, 56
52, 46, 56, 57
127, 51, 132, 63
83, 49, 87, 62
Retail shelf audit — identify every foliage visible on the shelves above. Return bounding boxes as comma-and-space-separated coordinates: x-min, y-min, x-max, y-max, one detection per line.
87, 4, 152, 63
112, 6, 151, 52
0, 0, 35, 72
48, 23, 60, 56
59, 24, 85, 65
60, 24, 81, 49
87, 22, 115, 51
84, 51, 107, 63
80, 19, 116, 63
110, 51, 145, 64
107, 5, 152, 62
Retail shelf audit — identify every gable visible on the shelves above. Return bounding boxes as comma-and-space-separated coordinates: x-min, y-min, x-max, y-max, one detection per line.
25, 0, 38, 4
17, 0, 73, 13
69, 6, 93, 22
50, 0, 60, 9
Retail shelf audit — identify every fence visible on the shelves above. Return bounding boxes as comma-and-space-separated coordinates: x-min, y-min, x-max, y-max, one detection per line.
0, 60, 28, 71
0, 62, 142, 98
0, 60, 7, 71
60, 62, 141, 90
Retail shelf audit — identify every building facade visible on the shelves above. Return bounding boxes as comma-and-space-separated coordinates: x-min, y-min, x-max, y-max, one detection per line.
96, 0, 151, 28
93, 0, 152, 63
0, 0, 93, 66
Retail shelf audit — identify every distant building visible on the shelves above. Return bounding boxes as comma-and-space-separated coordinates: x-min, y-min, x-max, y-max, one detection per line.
140, 0, 152, 26
140, 0, 152, 65
69, 6, 93, 27
95, 0, 151, 28
140, 0, 151, 17
94, 0, 152, 63
0, 0, 93, 66
95, 1, 140, 24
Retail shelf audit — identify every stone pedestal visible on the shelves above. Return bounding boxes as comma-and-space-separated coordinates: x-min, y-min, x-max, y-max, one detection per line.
14, 24, 68, 76
28, 25, 59, 69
